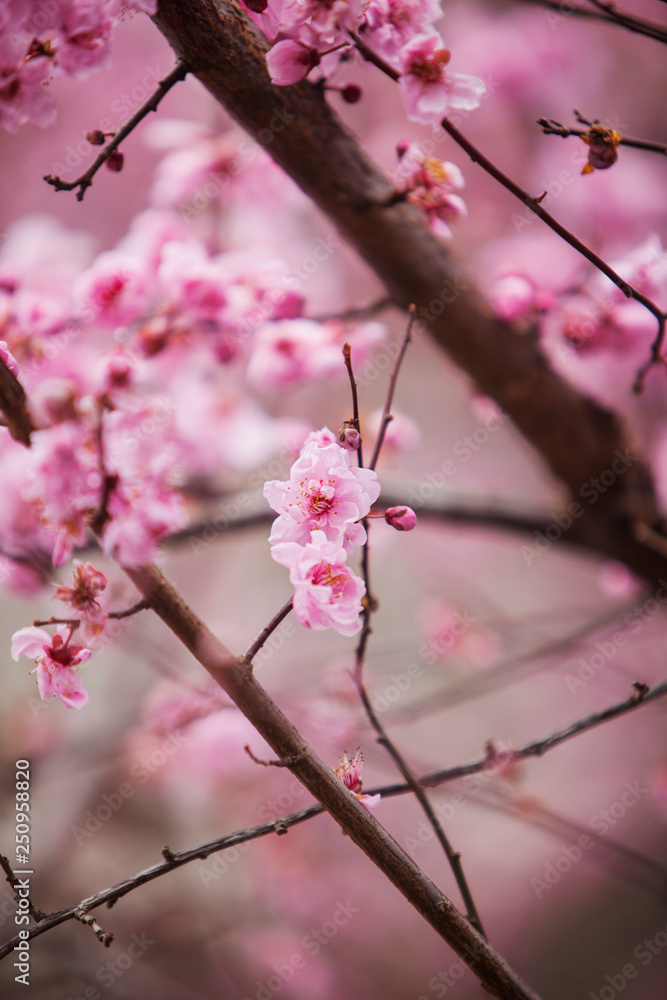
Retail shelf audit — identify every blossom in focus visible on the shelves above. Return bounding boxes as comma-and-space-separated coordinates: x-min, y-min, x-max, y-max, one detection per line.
398, 32, 486, 125
335, 749, 381, 810
11, 625, 91, 709
264, 427, 380, 548
384, 505, 417, 531
266, 38, 321, 85
271, 530, 366, 636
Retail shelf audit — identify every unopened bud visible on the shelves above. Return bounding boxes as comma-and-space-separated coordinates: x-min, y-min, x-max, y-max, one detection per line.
338, 423, 361, 451
384, 506, 417, 531
105, 151, 124, 172
87, 129, 106, 146
341, 84, 362, 104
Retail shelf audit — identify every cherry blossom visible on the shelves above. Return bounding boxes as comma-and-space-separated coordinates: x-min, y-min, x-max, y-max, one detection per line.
335, 749, 381, 810
266, 38, 321, 86
384, 505, 417, 531
271, 530, 366, 635
53, 560, 109, 643
264, 428, 380, 548
11, 624, 92, 709
395, 143, 467, 238
398, 32, 486, 125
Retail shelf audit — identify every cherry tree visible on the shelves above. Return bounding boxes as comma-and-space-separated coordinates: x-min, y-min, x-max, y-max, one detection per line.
0, 1, 666, 998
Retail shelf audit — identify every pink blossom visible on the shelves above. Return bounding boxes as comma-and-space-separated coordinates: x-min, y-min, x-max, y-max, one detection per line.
73, 251, 148, 329
0, 340, 19, 374
384, 505, 417, 531
24, 422, 102, 567
11, 624, 91, 709
264, 428, 380, 547
271, 530, 366, 635
365, 0, 442, 58
101, 479, 186, 568
395, 144, 467, 238
266, 39, 321, 86
335, 749, 381, 810
0, 37, 57, 133
398, 33, 486, 125
246, 318, 385, 389
53, 560, 109, 643
54, 1, 113, 78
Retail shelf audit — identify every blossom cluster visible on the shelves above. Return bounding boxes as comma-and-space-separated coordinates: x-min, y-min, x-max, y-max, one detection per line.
264, 428, 381, 635
394, 141, 467, 239
0, 0, 157, 132
249, 0, 486, 125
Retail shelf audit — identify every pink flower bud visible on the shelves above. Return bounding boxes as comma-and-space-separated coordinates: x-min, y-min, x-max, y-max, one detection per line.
338, 423, 361, 451
106, 151, 124, 172
87, 129, 106, 146
384, 505, 417, 531
341, 84, 362, 104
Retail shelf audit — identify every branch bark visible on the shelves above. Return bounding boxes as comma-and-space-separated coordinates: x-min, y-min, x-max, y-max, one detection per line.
151, 0, 666, 585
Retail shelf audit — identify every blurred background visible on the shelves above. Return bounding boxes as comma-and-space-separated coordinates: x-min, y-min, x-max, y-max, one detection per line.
1, 2, 667, 998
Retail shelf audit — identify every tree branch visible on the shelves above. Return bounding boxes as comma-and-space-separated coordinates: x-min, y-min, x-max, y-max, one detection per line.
150, 0, 667, 589
43, 60, 189, 201
3, 680, 664, 961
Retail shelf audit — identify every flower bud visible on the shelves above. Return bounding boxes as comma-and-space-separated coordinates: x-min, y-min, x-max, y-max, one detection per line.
338, 423, 361, 451
384, 505, 417, 531
87, 129, 106, 146
105, 151, 124, 172
341, 84, 362, 104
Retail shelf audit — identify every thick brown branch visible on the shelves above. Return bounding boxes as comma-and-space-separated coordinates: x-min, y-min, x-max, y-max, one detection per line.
119, 561, 539, 1000
151, 0, 667, 588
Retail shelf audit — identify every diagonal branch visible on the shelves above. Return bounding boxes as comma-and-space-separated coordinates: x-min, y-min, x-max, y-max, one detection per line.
150, 0, 667, 588
2, 680, 664, 961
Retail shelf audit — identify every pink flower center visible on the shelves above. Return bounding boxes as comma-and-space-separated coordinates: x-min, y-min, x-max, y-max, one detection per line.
46, 634, 76, 666
410, 49, 450, 85
310, 561, 348, 598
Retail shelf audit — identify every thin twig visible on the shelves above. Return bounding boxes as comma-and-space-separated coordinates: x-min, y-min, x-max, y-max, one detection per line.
537, 117, 667, 156
3, 680, 665, 960
243, 598, 293, 663
513, 0, 667, 43
342, 343, 364, 468
73, 908, 114, 947
356, 675, 488, 937
43, 60, 189, 201
0, 855, 44, 922
369, 307, 415, 471
309, 296, 393, 323
439, 116, 667, 391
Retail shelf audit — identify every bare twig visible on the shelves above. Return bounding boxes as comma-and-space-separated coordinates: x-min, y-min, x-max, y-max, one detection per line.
43, 61, 189, 201
242, 598, 293, 664
3, 680, 665, 961
513, 0, 667, 44
369, 306, 415, 471
0, 855, 44, 922
537, 116, 667, 156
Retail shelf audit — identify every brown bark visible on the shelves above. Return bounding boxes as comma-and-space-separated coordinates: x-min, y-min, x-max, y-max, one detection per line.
152, 0, 666, 585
